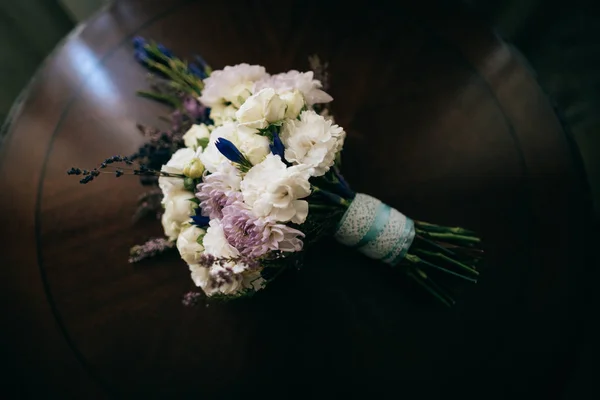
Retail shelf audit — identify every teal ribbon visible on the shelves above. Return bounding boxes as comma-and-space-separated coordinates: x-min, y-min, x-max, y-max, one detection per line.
390, 218, 415, 265
352, 202, 391, 249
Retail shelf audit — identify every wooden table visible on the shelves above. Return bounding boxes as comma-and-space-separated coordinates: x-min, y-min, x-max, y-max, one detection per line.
0, 0, 595, 398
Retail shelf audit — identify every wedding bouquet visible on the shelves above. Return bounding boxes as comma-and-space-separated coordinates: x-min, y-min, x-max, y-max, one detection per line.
69, 38, 483, 306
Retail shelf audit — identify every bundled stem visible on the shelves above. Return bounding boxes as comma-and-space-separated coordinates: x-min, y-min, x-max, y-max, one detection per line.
399, 221, 483, 306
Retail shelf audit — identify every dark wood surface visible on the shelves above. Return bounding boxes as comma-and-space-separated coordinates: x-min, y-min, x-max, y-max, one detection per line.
0, 0, 595, 398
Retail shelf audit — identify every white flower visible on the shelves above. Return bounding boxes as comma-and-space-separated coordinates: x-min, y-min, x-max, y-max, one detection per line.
199, 64, 267, 108
182, 123, 211, 149
235, 88, 286, 130
242, 270, 266, 292
280, 110, 345, 177
254, 70, 333, 105
235, 128, 270, 166
189, 264, 210, 290
200, 122, 269, 173
206, 161, 242, 191
206, 263, 244, 295
189, 261, 264, 297
158, 148, 201, 195
279, 89, 305, 119
176, 224, 206, 264
240, 154, 312, 224
209, 103, 238, 126
189, 263, 243, 296
161, 190, 196, 240
203, 219, 240, 258
199, 123, 238, 173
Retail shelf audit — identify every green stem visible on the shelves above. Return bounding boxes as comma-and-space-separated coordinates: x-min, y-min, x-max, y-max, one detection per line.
412, 249, 479, 276
312, 186, 351, 207
136, 90, 182, 107
414, 220, 477, 236
415, 230, 481, 244
406, 268, 455, 307
408, 253, 478, 282
415, 234, 456, 256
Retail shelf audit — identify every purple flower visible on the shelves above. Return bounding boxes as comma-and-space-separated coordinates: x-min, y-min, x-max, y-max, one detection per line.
183, 96, 207, 121
195, 167, 242, 219
182, 291, 203, 307
128, 237, 175, 263
221, 201, 304, 258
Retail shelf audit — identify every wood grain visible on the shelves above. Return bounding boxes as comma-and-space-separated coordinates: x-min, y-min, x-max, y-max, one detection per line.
0, 0, 594, 398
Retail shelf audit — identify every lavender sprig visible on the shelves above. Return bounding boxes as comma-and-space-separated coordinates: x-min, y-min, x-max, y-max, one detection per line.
67, 155, 185, 185
129, 238, 175, 263
182, 291, 204, 307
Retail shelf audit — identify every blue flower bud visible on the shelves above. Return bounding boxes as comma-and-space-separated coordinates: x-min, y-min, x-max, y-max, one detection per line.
191, 215, 210, 228
215, 138, 250, 167
157, 44, 173, 58
188, 63, 207, 79
132, 36, 146, 49
134, 49, 149, 64
270, 129, 285, 159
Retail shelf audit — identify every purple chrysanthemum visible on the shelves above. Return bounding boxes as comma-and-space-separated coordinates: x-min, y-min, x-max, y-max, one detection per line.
221, 201, 304, 258
196, 172, 242, 219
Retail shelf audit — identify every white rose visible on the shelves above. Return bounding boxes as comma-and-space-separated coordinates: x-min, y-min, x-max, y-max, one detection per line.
240, 154, 312, 224
176, 224, 206, 264
183, 123, 211, 149
253, 70, 333, 105
235, 88, 286, 130
158, 148, 201, 195
235, 128, 270, 166
279, 89, 305, 119
203, 219, 240, 258
209, 103, 238, 126
199, 64, 267, 108
280, 109, 346, 177
161, 190, 196, 240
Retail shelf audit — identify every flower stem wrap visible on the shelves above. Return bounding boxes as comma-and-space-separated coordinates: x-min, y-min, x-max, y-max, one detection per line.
334, 193, 415, 265
335, 193, 483, 306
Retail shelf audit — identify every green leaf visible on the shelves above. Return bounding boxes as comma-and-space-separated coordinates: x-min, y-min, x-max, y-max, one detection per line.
188, 197, 200, 205
334, 151, 342, 168
136, 90, 182, 108
196, 233, 206, 245
183, 177, 196, 191
256, 127, 272, 138
196, 137, 210, 149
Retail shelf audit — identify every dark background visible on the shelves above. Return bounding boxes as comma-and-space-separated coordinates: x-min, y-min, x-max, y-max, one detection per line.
0, 0, 598, 398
